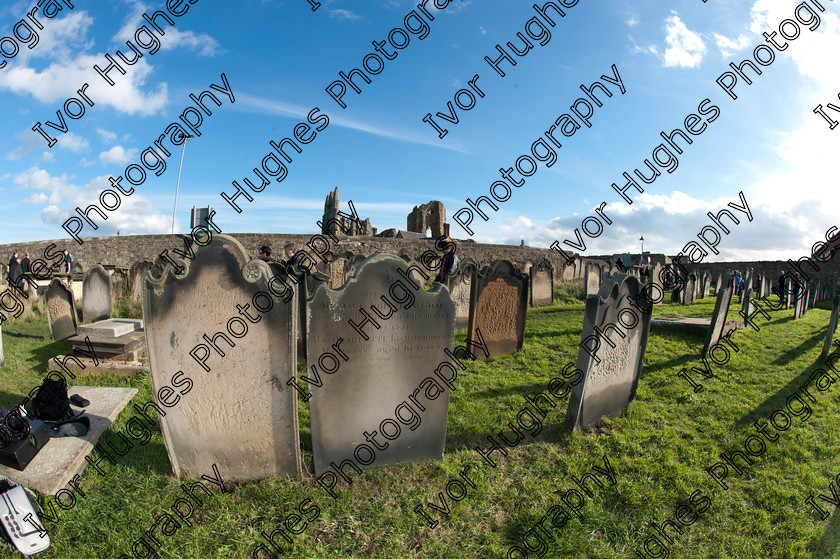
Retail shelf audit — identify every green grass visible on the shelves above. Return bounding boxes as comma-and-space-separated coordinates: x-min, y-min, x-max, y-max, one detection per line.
0, 286, 838, 558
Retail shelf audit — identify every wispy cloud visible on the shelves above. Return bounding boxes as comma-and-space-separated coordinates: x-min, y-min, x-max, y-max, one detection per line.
234, 93, 469, 153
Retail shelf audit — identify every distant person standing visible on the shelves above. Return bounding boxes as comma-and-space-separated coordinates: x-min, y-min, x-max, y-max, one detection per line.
62, 249, 74, 273
7, 251, 22, 289
434, 238, 458, 284
733, 271, 742, 295
20, 252, 31, 274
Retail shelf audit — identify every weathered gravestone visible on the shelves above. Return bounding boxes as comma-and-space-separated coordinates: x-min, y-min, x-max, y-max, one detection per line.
448, 261, 476, 329
307, 254, 457, 475
650, 263, 663, 305
794, 287, 807, 319
585, 264, 600, 297
563, 262, 575, 280
82, 264, 112, 322
110, 268, 129, 306
715, 273, 723, 296
143, 234, 300, 481
468, 260, 529, 357
682, 274, 696, 306
129, 261, 154, 305
820, 294, 840, 359
671, 284, 682, 303
46, 278, 78, 340
702, 273, 734, 358
329, 255, 346, 289
565, 274, 653, 431
530, 258, 554, 306
0, 322, 3, 368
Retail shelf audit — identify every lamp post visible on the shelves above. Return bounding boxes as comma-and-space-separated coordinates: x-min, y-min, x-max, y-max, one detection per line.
172, 134, 195, 235
639, 235, 644, 265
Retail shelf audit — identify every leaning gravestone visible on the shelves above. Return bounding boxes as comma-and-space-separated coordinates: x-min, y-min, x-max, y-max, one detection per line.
530, 258, 554, 306
448, 261, 476, 329
468, 260, 529, 357
715, 273, 723, 295
820, 294, 840, 359
82, 264, 112, 322
585, 264, 600, 297
702, 273, 734, 358
308, 254, 455, 475
741, 287, 753, 328
566, 274, 653, 431
143, 234, 300, 481
46, 278, 78, 340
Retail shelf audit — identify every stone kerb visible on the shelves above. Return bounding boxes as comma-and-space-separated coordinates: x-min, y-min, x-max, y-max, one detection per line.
565, 274, 653, 431
142, 234, 301, 481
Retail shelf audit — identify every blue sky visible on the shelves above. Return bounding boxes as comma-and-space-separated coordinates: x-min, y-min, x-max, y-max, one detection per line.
1, 0, 838, 261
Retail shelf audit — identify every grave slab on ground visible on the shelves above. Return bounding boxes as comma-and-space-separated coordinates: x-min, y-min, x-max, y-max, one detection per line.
0, 386, 138, 495
77, 318, 142, 338
651, 316, 743, 337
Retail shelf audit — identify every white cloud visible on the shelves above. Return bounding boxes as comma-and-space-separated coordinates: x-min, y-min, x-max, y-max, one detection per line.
59, 132, 89, 153
113, 2, 221, 57
330, 9, 362, 21
96, 128, 118, 143
12, 166, 172, 236
662, 14, 706, 68
713, 33, 751, 58
627, 16, 639, 27
479, 26, 487, 35
99, 145, 138, 165
40, 151, 55, 162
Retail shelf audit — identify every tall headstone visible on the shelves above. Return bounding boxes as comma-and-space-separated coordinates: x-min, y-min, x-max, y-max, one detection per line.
715, 273, 723, 296
585, 264, 600, 297
820, 294, 840, 359
308, 254, 456, 475
563, 263, 575, 281
143, 235, 300, 481
649, 263, 663, 306
565, 274, 653, 431
448, 261, 476, 329
82, 264, 112, 322
530, 258, 554, 306
468, 260, 529, 357
702, 273, 734, 358
682, 274, 696, 306
0, 322, 4, 369
574, 258, 583, 279
45, 278, 78, 341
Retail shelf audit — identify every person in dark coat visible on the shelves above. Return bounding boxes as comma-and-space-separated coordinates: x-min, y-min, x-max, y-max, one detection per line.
259, 246, 272, 262
434, 239, 457, 284
20, 253, 30, 274
7, 252, 22, 290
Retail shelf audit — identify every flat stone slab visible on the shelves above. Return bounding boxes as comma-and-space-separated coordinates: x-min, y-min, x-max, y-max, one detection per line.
0, 386, 138, 495
52, 355, 148, 377
651, 316, 743, 337
77, 318, 143, 338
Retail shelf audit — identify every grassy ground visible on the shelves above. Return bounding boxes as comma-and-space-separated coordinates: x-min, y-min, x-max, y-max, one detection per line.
1, 286, 838, 558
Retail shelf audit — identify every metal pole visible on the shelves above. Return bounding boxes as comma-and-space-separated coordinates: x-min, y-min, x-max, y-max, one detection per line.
172, 135, 192, 234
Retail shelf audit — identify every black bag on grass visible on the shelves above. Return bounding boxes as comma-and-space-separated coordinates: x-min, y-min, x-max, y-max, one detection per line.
32, 377, 75, 422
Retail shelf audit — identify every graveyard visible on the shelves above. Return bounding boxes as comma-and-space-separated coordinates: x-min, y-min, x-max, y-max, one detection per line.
2, 260, 839, 558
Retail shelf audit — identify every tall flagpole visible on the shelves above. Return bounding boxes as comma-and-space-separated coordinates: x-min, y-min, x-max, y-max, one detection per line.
172, 134, 194, 235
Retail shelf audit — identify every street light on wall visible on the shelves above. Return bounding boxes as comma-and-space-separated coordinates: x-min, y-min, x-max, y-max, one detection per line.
172, 133, 195, 235
640, 235, 645, 263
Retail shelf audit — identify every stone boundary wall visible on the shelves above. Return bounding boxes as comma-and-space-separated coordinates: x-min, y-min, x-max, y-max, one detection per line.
685, 260, 840, 286
0, 234, 572, 274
